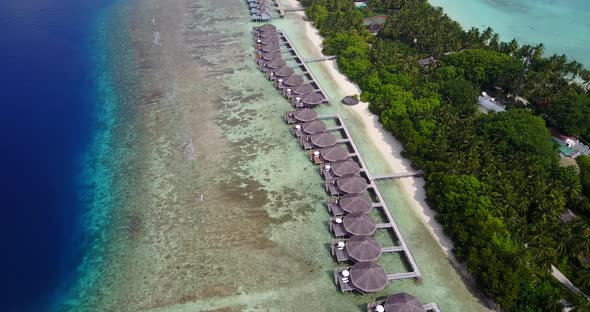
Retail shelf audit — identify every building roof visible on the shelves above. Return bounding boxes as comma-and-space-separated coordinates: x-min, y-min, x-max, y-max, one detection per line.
261, 43, 280, 53
266, 58, 286, 69
310, 132, 337, 148
350, 261, 388, 293
301, 120, 327, 135
343, 212, 376, 236
260, 51, 281, 61
331, 160, 361, 177
384, 292, 425, 312
478, 96, 505, 113
293, 108, 317, 122
258, 29, 276, 38
559, 209, 577, 223
283, 75, 304, 87
417, 56, 436, 67
345, 235, 381, 262
302, 92, 325, 105
274, 65, 294, 78
260, 36, 279, 45
320, 146, 349, 162
339, 194, 372, 214
292, 83, 315, 95
257, 24, 276, 32
336, 175, 368, 194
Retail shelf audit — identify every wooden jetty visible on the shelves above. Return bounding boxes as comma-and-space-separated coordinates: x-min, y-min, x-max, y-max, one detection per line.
372, 171, 423, 180
332, 114, 422, 281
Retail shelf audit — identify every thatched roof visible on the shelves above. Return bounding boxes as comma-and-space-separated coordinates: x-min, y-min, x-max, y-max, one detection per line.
292, 83, 315, 95
320, 146, 348, 162
331, 160, 361, 177
302, 92, 326, 105
293, 108, 317, 122
274, 65, 294, 78
340, 194, 372, 214
310, 132, 337, 148
418, 56, 436, 67
261, 43, 280, 53
383, 293, 425, 312
343, 212, 376, 236
342, 95, 359, 105
260, 51, 281, 61
283, 75, 304, 87
260, 36, 279, 45
259, 29, 277, 38
257, 24, 276, 32
559, 209, 577, 223
346, 235, 381, 262
350, 261, 387, 293
301, 120, 327, 135
266, 58, 286, 69
336, 175, 368, 194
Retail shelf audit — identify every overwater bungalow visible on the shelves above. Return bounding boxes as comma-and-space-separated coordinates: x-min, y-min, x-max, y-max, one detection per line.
300, 132, 337, 150
260, 58, 286, 73
334, 261, 387, 293
283, 82, 315, 99
254, 24, 276, 32
310, 145, 349, 164
276, 75, 304, 90
251, 13, 271, 22
292, 120, 327, 137
332, 235, 382, 263
283, 108, 317, 124
260, 43, 280, 54
255, 51, 281, 65
330, 212, 376, 237
367, 292, 435, 312
326, 174, 368, 195
250, 5, 272, 14
328, 194, 373, 216
292, 91, 326, 108
256, 29, 277, 39
254, 36, 279, 49
267, 65, 294, 81
321, 159, 361, 180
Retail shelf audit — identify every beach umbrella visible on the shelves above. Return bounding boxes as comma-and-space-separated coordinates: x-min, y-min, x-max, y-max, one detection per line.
283, 75, 304, 87
301, 92, 325, 105
301, 120, 327, 135
293, 108, 317, 122
336, 175, 368, 194
310, 132, 337, 148
383, 293, 425, 312
339, 194, 372, 214
331, 160, 361, 177
343, 212, 376, 236
350, 261, 387, 293
320, 146, 348, 162
345, 235, 381, 262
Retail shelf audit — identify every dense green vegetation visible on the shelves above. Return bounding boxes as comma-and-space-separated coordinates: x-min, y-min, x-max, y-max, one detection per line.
302, 0, 590, 310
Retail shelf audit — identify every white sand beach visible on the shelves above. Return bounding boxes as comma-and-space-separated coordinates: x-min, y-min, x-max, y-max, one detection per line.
281, 0, 455, 256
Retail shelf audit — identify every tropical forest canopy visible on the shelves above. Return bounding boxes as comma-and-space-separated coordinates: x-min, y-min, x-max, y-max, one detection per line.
303, 0, 590, 311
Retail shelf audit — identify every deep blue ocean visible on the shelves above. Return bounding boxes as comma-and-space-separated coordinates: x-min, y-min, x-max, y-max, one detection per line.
0, 0, 117, 311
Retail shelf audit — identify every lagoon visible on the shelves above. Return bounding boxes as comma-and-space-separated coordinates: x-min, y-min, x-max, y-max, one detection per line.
428, 0, 590, 65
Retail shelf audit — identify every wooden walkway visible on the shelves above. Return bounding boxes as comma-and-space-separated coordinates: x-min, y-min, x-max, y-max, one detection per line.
423, 303, 442, 312
277, 30, 329, 100
372, 171, 423, 180
304, 56, 337, 63
334, 114, 422, 281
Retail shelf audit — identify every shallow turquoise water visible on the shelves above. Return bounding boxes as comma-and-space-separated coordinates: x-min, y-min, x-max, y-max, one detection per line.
428, 0, 590, 65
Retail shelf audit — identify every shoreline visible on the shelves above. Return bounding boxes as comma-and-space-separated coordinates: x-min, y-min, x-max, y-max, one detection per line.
281, 0, 456, 256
